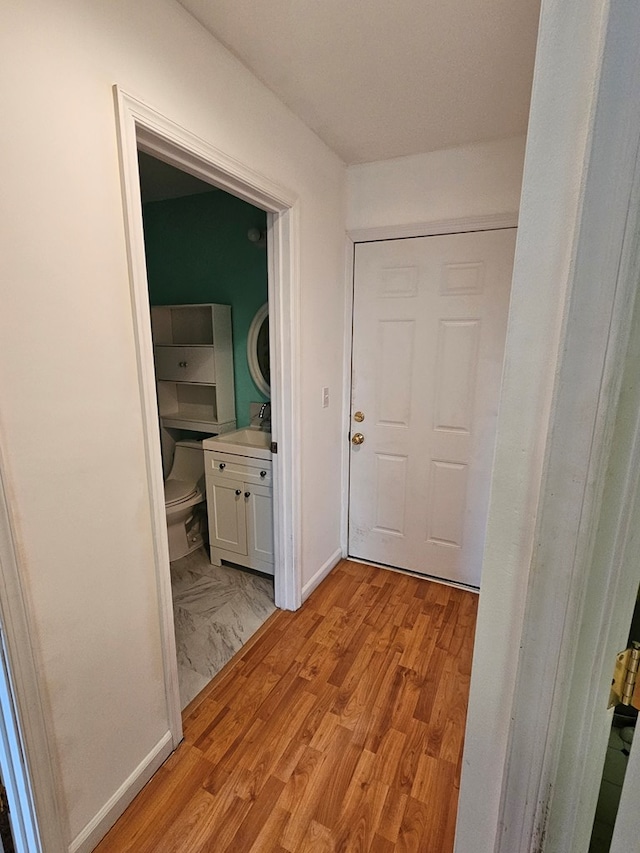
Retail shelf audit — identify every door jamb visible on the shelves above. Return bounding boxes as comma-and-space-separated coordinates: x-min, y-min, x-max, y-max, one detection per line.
114, 87, 302, 747
454, 2, 640, 851
493, 16, 640, 849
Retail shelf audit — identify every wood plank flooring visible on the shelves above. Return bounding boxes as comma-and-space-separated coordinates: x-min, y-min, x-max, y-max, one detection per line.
95, 560, 477, 852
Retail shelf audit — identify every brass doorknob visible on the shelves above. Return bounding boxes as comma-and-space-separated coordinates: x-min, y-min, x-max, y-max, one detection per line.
351, 433, 365, 446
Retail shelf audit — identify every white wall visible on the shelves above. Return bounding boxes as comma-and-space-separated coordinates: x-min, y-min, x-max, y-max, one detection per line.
0, 0, 345, 847
347, 136, 526, 231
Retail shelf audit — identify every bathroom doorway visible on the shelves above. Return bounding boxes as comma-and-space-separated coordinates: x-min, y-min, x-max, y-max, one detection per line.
115, 88, 301, 738
137, 153, 278, 709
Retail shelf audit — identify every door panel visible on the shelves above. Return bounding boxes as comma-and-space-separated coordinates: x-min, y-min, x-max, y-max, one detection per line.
373, 452, 408, 535
433, 319, 479, 432
377, 319, 415, 426
348, 229, 516, 586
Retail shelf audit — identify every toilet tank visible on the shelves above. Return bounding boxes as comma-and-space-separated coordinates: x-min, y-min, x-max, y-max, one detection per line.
167, 440, 205, 486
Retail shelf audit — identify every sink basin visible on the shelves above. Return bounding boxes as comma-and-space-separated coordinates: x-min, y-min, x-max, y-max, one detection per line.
203, 427, 272, 460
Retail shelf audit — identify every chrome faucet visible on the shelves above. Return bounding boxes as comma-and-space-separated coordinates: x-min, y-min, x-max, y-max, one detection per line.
258, 401, 271, 430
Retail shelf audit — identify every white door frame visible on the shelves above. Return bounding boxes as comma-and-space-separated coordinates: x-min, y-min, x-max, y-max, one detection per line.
114, 88, 302, 745
456, 1, 640, 852
341, 214, 518, 559
0, 450, 66, 852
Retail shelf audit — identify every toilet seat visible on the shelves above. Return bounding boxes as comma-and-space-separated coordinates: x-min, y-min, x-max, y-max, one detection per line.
164, 478, 199, 507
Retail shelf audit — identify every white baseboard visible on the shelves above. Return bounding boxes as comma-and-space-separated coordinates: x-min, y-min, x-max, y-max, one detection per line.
69, 731, 174, 853
301, 547, 342, 601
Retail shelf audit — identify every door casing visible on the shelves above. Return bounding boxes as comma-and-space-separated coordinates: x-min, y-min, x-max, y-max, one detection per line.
114, 87, 302, 748
457, 1, 640, 851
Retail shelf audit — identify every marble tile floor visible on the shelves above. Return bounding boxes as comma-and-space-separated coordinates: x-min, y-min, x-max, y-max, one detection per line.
170, 546, 276, 709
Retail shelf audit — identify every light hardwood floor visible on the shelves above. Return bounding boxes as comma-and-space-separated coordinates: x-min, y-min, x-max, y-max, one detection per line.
95, 559, 477, 852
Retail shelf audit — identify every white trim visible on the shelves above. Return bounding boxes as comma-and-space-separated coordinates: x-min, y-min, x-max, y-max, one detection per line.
113, 85, 303, 773
497, 145, 640, 850
0, 452, 66, 850
113, 89, 183, 748
246, 303, 270, 397
509, 7, 640, 844
301, 548, 343, 600
69, 732, 173, 853
267, 205, 302, 611
455, 2, 640, 852
340, 236, 355, 557
134, 120, 297, 213
347, 212, 518, 244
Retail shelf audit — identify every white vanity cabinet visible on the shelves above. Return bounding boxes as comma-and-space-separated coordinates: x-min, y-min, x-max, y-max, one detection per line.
204, 449, 274, 575
150, 303, 236, 434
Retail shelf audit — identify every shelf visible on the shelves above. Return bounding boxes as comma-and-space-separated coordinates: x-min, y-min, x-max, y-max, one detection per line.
157, 382, 216, 419
151, 305, 214, 345
151, 303, 236, 433
160, 414, 236, 433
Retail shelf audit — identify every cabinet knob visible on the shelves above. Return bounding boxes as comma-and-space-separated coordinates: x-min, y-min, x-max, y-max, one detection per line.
235, 489, 242, 496
218, 463, 226, 470
244, 491, 251, 498
260, 470, 267, 478
178, 361, 188, 368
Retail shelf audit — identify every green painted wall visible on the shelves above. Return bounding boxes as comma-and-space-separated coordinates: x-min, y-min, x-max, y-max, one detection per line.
142, 191, 268, 429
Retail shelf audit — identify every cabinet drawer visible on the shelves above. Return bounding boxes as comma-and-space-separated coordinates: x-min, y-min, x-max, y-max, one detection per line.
154, 346, 216, 383
205, 451, 272, 486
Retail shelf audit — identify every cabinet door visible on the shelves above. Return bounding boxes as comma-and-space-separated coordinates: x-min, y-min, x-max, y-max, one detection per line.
206, 476, 247, 556
245, 483, 274, 564
154, 346, 216, 383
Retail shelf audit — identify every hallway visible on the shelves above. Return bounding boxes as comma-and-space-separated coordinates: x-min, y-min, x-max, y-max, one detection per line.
95, 559, 477, 852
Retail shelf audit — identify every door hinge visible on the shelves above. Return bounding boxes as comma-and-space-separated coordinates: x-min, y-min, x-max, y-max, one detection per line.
270, 441, 278, 454
609, 641, 640, 710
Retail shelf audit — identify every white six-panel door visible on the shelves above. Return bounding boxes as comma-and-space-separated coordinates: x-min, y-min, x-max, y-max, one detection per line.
348, 229, 516, 587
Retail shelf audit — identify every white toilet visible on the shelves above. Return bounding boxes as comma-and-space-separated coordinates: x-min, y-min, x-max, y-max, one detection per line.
164, 439, 207, 562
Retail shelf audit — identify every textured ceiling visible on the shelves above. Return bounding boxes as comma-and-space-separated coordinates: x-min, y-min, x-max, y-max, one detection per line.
177, 0, 540, 164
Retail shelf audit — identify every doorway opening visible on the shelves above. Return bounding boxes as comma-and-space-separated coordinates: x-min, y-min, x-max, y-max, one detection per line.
115, 87, 301, 739
136, 152, 277, 709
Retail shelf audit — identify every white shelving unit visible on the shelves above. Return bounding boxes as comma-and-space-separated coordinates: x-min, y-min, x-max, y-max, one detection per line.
150, 303, 236, 434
